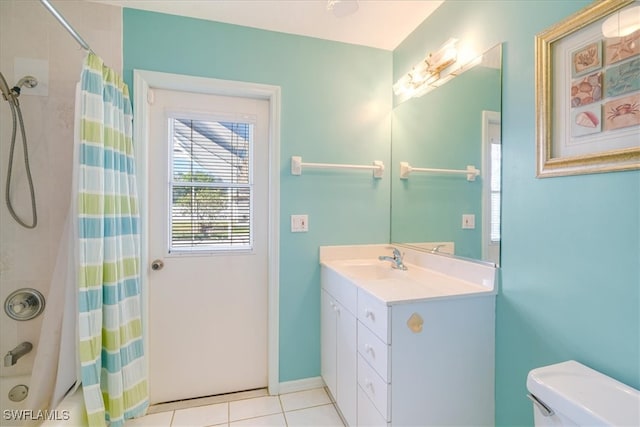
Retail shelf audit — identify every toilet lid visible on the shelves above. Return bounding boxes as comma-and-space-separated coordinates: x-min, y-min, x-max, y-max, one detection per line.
526, 360, 640, 426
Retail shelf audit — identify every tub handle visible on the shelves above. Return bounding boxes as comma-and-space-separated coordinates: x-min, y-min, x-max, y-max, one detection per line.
527, 393, 554, 417
5, 288, 45, 321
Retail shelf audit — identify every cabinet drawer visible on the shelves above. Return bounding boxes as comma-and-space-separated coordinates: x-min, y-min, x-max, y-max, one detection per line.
321, 266, 357, 314
358, 385, 389, 427
358, 289, 389, 343
358, 322, 389, 382
358, 354, 390, 421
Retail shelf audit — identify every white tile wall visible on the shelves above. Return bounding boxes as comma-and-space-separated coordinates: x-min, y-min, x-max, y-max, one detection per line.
0, 0, 122, 376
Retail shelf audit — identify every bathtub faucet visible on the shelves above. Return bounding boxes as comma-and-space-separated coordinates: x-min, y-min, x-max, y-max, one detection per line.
4, 342, 33, 367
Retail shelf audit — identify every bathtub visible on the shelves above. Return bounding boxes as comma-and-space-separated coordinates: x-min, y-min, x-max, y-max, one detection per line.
0, 376, 85, 427
1, 374, 30, 426
41, 386, 86, 427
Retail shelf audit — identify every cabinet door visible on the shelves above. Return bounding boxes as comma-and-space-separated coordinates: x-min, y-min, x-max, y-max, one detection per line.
390, 298, 496, 426
336, 302, 357, 427
321, 290, 337, 398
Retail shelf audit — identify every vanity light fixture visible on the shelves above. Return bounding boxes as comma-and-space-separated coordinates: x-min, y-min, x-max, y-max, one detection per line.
601, 5, 640, 38
426, 38, 459, 74
393, 38, 459, 99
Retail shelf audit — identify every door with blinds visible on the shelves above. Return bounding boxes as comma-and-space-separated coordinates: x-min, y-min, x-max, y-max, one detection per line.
147, 88, 269, 404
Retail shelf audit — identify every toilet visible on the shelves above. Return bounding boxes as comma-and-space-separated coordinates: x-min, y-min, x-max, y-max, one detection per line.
527, 360, 640, 426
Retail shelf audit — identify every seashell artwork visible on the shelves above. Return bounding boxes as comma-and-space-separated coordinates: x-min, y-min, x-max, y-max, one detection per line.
604, 92, 640, 131
570, 72, 602, 108
572, 41, 602, 77
539, 3, 640, 175
572, 105, 601, 137
605, 29, 640, 65
605, 58, 640, 98
575, 111, 599, 128
578, 81, 593, 92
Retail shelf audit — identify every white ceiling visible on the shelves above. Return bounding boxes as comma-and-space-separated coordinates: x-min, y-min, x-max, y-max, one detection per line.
91, 0, 444, 50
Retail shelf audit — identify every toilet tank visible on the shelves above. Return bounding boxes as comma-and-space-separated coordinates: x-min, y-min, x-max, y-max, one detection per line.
526, 360, 640, 426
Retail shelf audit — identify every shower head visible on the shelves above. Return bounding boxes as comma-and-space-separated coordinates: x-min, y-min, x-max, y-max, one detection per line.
0, 73, 38, 106
15, 76, 38, 90
11, 76, 38, 99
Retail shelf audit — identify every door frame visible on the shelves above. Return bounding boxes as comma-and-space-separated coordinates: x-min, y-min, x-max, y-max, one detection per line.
133, 70, 281, 395
481, 110, 500, 265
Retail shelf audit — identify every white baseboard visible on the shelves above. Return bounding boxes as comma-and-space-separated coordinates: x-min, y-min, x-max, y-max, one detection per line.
278, 376, 325, 394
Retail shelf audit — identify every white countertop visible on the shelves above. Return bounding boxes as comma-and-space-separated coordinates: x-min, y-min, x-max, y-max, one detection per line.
321, 257, 495, 305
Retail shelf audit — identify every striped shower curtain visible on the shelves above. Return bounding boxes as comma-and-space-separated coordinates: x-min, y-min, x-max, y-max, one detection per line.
77, 53, 148, 426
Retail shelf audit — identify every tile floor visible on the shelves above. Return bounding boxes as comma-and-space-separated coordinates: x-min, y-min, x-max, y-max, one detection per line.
127, 388, 345, 427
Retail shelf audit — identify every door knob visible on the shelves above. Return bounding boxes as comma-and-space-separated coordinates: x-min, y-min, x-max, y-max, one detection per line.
151, 259, 164, 271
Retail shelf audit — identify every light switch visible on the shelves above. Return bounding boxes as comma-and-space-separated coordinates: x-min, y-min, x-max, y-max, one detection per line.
462, 214, 475, 229
291, 214, 309, 232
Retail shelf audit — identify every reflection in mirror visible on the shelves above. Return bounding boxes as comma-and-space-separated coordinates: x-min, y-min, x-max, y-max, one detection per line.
391, 44, 502, 265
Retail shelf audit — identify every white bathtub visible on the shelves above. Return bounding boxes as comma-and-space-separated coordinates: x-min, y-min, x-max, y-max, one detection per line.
1, 374, 30, 426
0, 376, 85, 427
41, 386, 86, 427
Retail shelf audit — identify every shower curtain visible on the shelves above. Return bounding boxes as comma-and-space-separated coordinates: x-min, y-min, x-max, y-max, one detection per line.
77, 53, 148, 426
25, 77, 87, 426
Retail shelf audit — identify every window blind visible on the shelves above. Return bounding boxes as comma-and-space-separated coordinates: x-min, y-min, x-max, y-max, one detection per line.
490, 142, 501, 243
169, 118, 253, 252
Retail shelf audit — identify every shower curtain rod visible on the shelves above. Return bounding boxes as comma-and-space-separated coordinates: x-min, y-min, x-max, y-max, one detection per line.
40, 0, 93, 53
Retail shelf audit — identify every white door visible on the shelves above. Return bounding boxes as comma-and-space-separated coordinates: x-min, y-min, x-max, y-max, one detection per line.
147, 88, 270, 404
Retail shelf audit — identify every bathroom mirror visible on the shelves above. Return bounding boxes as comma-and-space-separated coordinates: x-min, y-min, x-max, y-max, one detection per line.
391, 43, 502, 265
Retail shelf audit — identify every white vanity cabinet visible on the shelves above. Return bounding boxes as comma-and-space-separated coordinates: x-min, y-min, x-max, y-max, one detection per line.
356, 291, 495, 426
320, 245, 497, 427
321, 266, 358, 426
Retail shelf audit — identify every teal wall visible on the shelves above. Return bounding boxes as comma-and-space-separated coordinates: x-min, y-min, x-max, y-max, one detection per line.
123, 9, 392, 383
395, 1, 640, 425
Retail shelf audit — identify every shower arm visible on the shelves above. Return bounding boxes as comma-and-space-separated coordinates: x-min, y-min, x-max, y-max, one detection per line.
39, 0, 93, 53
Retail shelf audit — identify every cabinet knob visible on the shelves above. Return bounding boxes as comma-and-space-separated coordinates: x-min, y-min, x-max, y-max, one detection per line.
365, 344, 375, 356
365, 309, 374, 320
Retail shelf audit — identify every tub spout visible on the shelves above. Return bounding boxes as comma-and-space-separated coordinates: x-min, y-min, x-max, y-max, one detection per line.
4, 342, 33, 367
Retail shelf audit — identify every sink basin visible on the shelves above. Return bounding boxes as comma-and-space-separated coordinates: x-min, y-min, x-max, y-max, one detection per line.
322, 257, 494, 304
332, 259, 406, 281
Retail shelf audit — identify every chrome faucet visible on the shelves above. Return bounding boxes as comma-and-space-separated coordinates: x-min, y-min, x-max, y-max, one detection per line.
378, 247, 408, 270
4, 342, 33, 367
430, 244, 446, 253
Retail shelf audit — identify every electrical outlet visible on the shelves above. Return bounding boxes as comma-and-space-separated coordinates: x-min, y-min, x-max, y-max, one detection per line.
291, 214, 309, 232
462, 214, 475, 229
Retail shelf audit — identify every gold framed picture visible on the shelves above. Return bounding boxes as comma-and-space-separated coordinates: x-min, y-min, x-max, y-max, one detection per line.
536, 0, 640, 177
